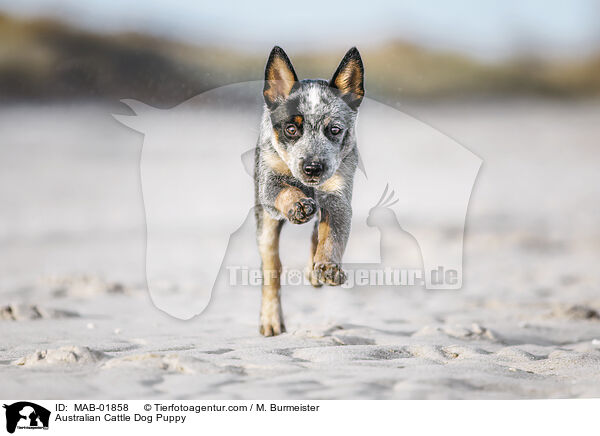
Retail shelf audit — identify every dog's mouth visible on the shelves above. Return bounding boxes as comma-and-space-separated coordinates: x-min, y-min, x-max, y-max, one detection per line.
301, 178, 321, 186
298, 170, 338, 187
298, 175, 329, 187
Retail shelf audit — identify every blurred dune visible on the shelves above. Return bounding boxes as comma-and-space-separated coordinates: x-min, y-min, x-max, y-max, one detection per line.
1, 13, 600, 106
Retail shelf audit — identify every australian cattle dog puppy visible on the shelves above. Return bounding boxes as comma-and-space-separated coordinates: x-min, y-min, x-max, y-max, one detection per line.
254, 46, 364, 336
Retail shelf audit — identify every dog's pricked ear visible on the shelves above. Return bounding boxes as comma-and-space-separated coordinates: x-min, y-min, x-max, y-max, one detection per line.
330, 47, 364, 109
263, 46, 298, 107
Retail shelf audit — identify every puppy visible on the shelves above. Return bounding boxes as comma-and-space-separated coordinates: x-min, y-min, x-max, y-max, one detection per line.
254, 46, 364, 336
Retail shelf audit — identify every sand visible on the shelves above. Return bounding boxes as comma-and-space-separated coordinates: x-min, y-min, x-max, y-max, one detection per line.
1, 99, 600, 399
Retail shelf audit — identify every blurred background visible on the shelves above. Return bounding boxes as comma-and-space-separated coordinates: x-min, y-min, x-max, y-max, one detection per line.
1, 0, 599, 106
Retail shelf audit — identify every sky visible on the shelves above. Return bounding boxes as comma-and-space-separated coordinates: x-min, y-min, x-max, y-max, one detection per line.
1, 0, 599, 60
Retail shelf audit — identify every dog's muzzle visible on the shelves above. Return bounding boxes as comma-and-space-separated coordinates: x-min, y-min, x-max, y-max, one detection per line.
302, 161, 324, 178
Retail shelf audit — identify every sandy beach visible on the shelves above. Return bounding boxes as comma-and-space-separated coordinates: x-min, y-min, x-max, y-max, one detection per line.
1, 99, 600, 399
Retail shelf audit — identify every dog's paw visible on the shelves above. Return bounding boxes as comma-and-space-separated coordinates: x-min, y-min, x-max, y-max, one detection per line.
305, 265, 323, 288
286, 198, 316, 224
313, 262, 347, 286
260, 311, 286, 337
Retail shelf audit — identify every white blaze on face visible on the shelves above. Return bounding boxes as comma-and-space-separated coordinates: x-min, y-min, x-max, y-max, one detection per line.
307, 86, 322, 113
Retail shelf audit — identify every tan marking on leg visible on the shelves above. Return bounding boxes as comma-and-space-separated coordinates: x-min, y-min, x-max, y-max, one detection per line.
274, 184, 305, 215
263, 150, 292, 176
258, 210, 285, 336
312, 210, 346, 285
314, 211, 333, 263
318, 172, 346, 193
306, 220, 322, 287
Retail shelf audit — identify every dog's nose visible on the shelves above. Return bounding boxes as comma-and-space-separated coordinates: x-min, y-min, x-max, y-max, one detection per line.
302, 161, 324, 177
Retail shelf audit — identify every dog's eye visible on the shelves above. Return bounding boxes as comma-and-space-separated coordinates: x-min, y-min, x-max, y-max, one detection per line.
330, 125, 342, 135
285, 124, 298, 137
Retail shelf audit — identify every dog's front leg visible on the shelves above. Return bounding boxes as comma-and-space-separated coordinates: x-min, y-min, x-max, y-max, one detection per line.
312, 194, 352, 286
256, 177, 316, 336
272, 183, 316, 224
257, 207, 285, 336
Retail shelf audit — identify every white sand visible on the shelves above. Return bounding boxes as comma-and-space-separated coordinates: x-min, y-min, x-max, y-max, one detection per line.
1, 100, 600, 399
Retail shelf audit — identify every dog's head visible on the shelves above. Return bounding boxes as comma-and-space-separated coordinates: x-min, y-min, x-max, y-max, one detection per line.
263, 46, 364, 186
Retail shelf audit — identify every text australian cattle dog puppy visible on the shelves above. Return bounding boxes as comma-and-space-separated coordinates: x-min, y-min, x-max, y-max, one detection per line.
254, 46, 364, 336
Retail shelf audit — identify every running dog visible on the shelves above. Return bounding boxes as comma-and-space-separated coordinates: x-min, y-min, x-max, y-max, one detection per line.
254, 46, 364, 336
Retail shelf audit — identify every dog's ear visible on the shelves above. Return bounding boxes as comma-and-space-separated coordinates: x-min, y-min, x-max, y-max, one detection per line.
263, 46, 298, 107
330, 47, 364, 109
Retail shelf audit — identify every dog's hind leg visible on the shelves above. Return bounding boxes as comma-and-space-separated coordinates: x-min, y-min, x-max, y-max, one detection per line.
256, 206, 286, 336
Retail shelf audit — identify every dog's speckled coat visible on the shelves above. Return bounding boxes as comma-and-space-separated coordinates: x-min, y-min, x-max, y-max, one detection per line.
254, 46, 365, 336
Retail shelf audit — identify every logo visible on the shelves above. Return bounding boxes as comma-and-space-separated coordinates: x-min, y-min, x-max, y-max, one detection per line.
3, 402, 50, 433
